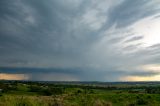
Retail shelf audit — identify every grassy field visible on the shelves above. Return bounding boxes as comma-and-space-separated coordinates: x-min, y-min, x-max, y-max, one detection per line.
1, 81, 160, 106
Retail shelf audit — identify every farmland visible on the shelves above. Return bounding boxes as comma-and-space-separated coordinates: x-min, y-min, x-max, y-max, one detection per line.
1, 81, 160, 106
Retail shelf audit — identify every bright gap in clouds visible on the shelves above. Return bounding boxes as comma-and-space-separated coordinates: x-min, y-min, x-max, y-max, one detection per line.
122, 75, 160, 81
0, 73, 29, 80
133, 16, 160, 47
142, 64, 160, 72
119, 16, 160, 81
121, 64, 160, 81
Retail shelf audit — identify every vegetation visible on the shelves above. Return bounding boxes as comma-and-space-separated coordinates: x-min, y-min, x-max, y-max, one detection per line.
1, 81, 160, 106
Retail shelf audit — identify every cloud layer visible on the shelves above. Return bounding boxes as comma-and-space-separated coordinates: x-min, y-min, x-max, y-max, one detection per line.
0, 0, 160, 81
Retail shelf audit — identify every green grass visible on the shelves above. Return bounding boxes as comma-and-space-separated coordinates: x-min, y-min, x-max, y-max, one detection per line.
1, 82, 160, 106
1, 91, 160, 106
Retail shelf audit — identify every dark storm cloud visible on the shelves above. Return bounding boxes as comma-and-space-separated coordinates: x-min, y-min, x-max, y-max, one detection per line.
0, 67, 141, 81
0, 0, 93, 68
0, 0, 160, 81
1, 67, 158, 81
0, 67, 124, 81
101, 0, 160, 30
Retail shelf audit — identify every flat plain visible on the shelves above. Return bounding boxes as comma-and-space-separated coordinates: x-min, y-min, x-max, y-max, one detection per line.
0, 81, 160, 106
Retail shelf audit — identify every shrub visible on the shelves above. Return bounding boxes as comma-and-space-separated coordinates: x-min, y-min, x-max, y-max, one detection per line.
136, 98, 148, 105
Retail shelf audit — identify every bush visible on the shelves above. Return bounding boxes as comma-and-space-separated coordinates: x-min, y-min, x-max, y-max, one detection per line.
29, 85, 41, 92
136, 98, 148, 105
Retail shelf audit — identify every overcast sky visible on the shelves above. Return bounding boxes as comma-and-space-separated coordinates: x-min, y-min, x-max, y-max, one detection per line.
0, 0, 160, 81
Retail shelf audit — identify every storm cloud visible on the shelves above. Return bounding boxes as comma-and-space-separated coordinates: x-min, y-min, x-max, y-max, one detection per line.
0, 0, 160, 81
